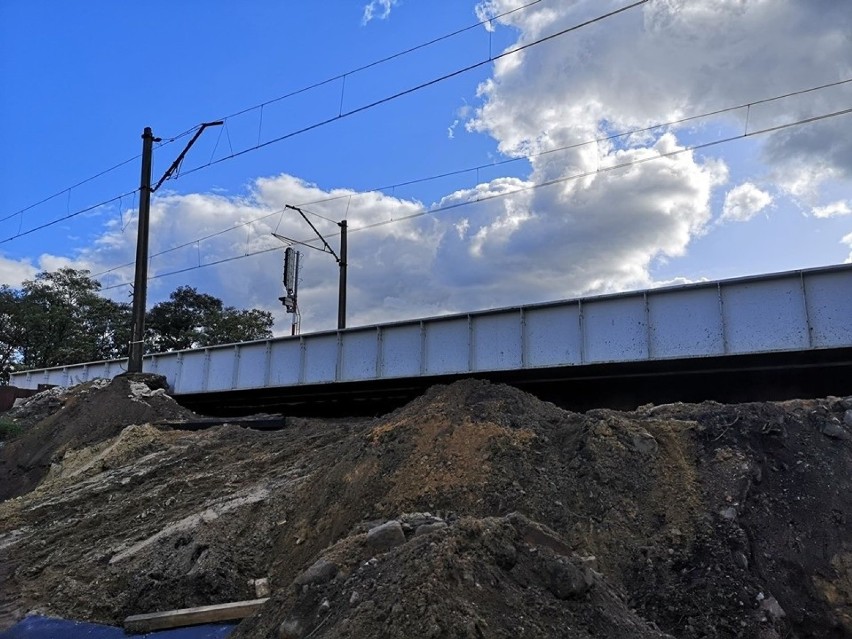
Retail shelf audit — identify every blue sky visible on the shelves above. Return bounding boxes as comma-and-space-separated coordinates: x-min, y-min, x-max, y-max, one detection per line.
0, 1, 516, 221
1, 0, 851, 334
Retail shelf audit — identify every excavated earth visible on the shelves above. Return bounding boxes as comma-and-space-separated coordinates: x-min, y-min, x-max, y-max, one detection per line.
0, 376, 851, 638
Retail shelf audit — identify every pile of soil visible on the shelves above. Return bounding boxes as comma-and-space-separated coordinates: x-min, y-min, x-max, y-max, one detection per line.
262, 513, 669, 639
0, 374, 194, 501
1, 378, 850, 638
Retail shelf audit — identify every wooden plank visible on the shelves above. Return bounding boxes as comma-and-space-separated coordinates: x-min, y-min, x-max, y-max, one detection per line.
124, 598, 269, 633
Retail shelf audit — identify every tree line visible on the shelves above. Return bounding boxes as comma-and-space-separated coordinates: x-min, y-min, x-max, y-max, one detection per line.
0, 267, 274, 381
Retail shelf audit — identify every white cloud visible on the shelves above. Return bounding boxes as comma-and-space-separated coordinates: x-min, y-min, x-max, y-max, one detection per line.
34, 0, 852, 340
472, 0, 852, 206
843, 232, 852, 264
72, 175, 438, 334
721, 182, 773, 222
67, 141, 716, 336
426, 132, 722, 303
362, 0, 398, 25
0, 255, 38, 288
812, 200, 852, 218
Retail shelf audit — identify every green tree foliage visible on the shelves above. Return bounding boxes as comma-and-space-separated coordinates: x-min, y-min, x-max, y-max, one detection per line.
145, 286, 273, 353
0, 269, 274, 380
0, 286, 25, 382
15, 268, 131, 370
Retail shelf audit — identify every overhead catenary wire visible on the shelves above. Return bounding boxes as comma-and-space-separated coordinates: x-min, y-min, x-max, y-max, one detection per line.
210, 0, 544, 123
89, 74, 852, 279
295, 75, 852, 208
0, 189, 140, 246
16, 27, 844, 244
352, 105, 852, 234
11, 69, 843, 277
2, 0, 619, 246
7, 0, 847, 263
97, 104, 852, 292
0, 128, 197, 224
90, 205, 333, 279
0, 156, 139, 224
3, 0, 544, 225
174, 0, 650, 179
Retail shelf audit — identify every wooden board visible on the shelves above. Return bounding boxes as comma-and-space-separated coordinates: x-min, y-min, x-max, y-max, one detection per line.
124, 598, 269, 633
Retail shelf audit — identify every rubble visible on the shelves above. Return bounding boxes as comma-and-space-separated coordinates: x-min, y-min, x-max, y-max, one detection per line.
0, 374, 194, 501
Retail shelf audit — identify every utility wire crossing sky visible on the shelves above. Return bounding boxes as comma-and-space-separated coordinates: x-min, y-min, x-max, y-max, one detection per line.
1, 0, 850, 335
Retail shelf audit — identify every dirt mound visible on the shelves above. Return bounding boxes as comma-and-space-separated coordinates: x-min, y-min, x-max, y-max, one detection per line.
1, 379, 850, 638
3, 384, 72, 426
0, 373, 193, 501
244, 513, 670, 639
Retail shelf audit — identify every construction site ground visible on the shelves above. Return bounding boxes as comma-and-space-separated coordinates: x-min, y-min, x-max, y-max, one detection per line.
1, 374, 851, 638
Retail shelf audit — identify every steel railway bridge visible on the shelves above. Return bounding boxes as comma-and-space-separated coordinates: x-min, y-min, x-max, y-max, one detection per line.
10, 265, 852, 416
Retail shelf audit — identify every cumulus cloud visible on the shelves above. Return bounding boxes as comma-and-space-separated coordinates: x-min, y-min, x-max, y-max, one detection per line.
812, 200, 852, 218
71, 175, 439, 334
843, 232, 852, 264
362, 0, 398, 25
721, 183, 773, 222
0, 255, 38, 288
430, 133, 724, 301
47, 0, 852, 339
68, 140, 716, 335
464, 0, 852, 284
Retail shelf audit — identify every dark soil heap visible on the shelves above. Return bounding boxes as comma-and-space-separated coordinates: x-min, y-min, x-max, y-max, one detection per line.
1, 378, 850, 638
0, 373, 193, 501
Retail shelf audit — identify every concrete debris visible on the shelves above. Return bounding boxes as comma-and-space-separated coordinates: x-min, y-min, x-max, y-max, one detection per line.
630, 431, 659, 455
128, 380, 167, 399
760, 596, 786, 621
294, 559, 339, 590
821, 418, 852, 441
250, 578, 270, 598
278, 617, 306, 639
365, 520, 406, 552
547, 555, 596, 599
413, 521, 447, 537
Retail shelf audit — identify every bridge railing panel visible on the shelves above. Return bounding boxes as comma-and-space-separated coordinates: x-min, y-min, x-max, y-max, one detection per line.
424, 318, 470, 375
234, 342, 269, 390
268, 340, 302, 386
303, 334, 338, 384
175, 350, 207, 393
472, 311, 523, 371
341, 329, 380, 382
524, 304, 582, 368
721, 277, 809, 355
647, 287, 725, 359
379, 324, 422, 378
206, 348, 239, 392
805, 270, 852, 348
583, 295, 649, 363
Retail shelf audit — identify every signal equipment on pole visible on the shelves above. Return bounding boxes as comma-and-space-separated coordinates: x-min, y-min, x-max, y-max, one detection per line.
279, 247, 301, 335
272, 204, 348, 332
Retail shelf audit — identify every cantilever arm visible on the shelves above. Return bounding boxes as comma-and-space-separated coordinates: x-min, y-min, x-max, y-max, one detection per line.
152, 121, 224, 192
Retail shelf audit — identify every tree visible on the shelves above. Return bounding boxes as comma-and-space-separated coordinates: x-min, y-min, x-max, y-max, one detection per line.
16, 268, 131, 369
0, 286, 24, 382
146, 286, 273, 353
0, 271, 272, 378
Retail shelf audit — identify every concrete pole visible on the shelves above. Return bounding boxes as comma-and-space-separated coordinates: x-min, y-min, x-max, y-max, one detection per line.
128, 127, 155, 373
337, 220, 347, 330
